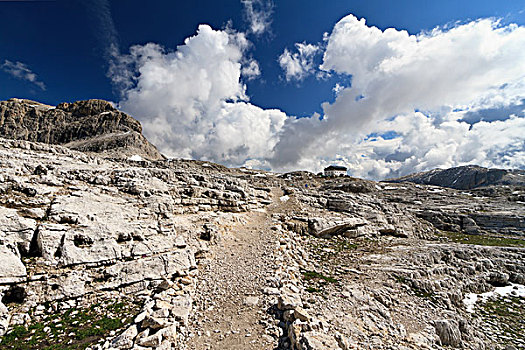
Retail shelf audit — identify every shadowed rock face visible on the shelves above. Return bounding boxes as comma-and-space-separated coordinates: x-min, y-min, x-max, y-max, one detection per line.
0, 98, 163, 160
387, 165, 525, 190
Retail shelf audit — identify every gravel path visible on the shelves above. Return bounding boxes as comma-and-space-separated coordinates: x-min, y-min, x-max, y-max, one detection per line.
187, 189, 287, 349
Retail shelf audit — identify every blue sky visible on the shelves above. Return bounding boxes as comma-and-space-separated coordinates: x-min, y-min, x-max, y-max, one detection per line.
2, 0, 523, 115
1, 0, 525, 179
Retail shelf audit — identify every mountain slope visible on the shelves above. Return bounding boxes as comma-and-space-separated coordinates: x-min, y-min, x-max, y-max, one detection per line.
386, 165, 525, 190
0, 98, 163, 160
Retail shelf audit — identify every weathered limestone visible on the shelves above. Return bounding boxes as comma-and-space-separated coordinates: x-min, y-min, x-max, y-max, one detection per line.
307, 217, 367, 238
0, 302, 10, 337
0, 98, 163, 160
434, 319, 462, 347
0, 246, 26, 284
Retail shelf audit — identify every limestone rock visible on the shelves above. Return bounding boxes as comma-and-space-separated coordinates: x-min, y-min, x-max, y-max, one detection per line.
293, 307, 312, 322
112, 324, 138, 349
137, 331, 162, 347
0, 98, 163, 160
488, 271, 510, 287
0, 207, 37, 256
297, 331, 342, 350
243, 296, 259, 306
308, 217, 367, 238
462, 217, 480, 234
142, 315, 170, 330
170, 295, 192, 323
0, 302, 10, 337
36, 224, 66, 260
59, 232, 122, 266
434, 319, 462, 347
277, 293, 302, 311
0, 245, 26, 283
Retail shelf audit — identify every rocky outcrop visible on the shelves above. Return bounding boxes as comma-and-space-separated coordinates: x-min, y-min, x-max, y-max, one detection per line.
378, 182, 525, 236
271, 210, 525, 349
387, 165, 525, 190
0, 98, 163, 160
0, 246, 26, 284
285, 179, 436, 240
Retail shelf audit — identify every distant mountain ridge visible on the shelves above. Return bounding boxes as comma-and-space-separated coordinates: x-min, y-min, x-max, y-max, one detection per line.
386, 165, 525, 190
0, 98, 163, 160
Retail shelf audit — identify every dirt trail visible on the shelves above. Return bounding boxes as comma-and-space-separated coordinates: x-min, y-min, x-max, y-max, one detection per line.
187, 189, 288, 350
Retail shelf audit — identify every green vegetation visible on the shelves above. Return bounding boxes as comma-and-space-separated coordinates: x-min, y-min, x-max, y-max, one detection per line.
301, 270, 338, 295
333, 240, 358, 252
393, 274, 407, 284
392, 274, 438, 303
0, 300, 140, 350
310, 236, 359, 262
474, 296, 525, 348
438, 231, 525, 247
302, 270, 338, 284
411, 287, 436, 300
306, 287, 322, 293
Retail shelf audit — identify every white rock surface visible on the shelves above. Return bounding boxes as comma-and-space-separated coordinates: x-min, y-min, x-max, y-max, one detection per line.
0, 245, 26, 283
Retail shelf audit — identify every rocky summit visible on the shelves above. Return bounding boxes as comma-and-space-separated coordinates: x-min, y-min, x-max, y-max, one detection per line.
0, 100, 524, 350
0, 99, 163, 161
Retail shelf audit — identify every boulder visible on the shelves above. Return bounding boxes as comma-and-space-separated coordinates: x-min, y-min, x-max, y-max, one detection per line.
434, 319, 462, 347
296, 331, 342, 350
111, 324, 138, 349
308, 217, 367, 238
137, 331, 163, 347
488, 271, 510, 287
278, 293, 302, 311
462, 217, 480, 234
142, 315, 170, 330
170, 295, 192, 323
0, 245, 26, 283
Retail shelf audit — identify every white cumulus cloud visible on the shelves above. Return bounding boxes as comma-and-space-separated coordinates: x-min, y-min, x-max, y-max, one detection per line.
2, 60, 46, 90
278, 42, 320, 82
270, 15, 525, 178
241, 59, 261, 80
111, 25, 286, 167
241, 0, 274, 36
345, 112, 525, 180
110, 15, 525, 180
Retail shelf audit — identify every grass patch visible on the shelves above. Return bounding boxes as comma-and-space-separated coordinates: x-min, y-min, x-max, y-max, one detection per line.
334, 240, 358, 252
310, 236, 359, 262
392, 273, 439, 303
302, 270, 338, 284
393, 274, 407, 284
438, 231, 525, 247
0, 299, 140, 350
474, 296, 525, 348
412, 288, 436, 300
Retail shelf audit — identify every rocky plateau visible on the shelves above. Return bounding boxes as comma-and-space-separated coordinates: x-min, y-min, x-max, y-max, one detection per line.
0, 99, 524, 350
